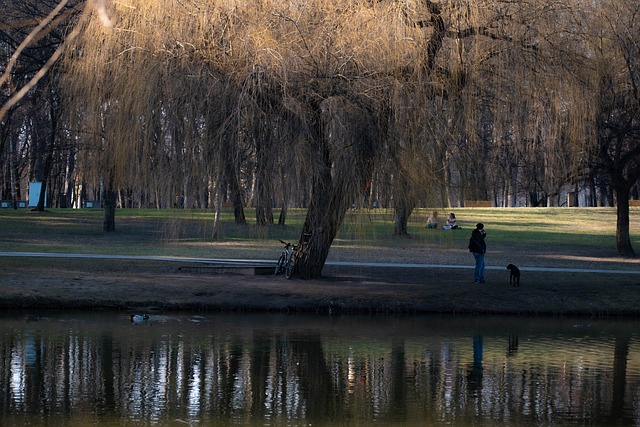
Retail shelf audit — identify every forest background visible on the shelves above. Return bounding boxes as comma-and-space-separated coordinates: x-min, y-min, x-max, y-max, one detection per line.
1, 0, 639, 278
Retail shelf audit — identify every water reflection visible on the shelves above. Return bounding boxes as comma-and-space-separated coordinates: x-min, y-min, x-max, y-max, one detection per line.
1, 312, 639, 426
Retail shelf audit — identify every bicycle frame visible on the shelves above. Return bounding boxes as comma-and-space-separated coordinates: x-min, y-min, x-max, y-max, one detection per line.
275, 239, 297, 279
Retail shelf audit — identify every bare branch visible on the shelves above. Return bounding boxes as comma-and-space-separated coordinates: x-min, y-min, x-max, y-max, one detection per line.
0, 0, 111, 122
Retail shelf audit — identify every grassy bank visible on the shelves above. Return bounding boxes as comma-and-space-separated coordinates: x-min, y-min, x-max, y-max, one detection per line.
0, 207, 639, 315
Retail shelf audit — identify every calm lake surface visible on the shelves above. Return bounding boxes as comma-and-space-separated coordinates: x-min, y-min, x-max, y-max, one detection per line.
1, 311, 640, 426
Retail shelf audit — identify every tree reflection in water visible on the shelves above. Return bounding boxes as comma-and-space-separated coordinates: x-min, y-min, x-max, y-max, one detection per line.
0, 312, 639, 426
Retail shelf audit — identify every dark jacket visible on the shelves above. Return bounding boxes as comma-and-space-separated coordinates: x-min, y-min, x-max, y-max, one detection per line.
468, 229, 486, 254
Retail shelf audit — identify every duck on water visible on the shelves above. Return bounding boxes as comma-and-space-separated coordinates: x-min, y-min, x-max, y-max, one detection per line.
130, 314, 149, 323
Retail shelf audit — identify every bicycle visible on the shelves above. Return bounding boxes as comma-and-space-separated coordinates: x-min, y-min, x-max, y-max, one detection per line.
275, 239, 297, 279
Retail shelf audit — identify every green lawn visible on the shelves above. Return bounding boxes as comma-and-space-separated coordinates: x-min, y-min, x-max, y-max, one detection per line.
0, 206, 638, 267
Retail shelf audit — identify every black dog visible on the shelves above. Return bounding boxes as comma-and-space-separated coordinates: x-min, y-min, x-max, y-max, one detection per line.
507, 264, 520, 286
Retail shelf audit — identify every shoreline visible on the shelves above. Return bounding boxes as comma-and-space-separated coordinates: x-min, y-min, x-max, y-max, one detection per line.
2, 258, 640, 316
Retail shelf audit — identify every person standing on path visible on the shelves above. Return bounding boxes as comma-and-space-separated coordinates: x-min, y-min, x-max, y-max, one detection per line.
468, 223, 487, 283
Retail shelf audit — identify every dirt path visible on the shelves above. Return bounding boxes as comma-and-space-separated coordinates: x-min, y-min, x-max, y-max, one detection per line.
2, 254, 640, 316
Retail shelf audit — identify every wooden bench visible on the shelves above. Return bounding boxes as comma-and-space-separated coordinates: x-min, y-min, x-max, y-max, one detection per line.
630, 200, 640, 207
465, 200, 492, 207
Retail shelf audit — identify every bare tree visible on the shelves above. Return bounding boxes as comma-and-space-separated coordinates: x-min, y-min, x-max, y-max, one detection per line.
1, 0, 109, 211
588, 0, 640, 255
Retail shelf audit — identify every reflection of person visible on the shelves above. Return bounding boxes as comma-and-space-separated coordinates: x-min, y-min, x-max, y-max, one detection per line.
468, 223, 487, 283
426, 211, 438, 229
443, 213, 458, 230
467, 335, 484, 395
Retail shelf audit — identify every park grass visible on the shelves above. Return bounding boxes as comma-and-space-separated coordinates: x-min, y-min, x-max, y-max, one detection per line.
1, 206, 640, 315
0, 206, 636, 256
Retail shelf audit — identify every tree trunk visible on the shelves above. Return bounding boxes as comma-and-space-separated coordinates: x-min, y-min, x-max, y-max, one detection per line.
393, 169, 413, 236
588, 174, 597, 207
509, 163, 518, 207
277, 162, 288, 225
255, 136, 274, 226
255, 178, 274, 225
34, 122, 57, 211
367, 167, 377, 209
223, 145, 246, 225
103, 181, 116, 232
295, 162, 350, 279
65, 146, 76, 208
34, 181, 48, 211
280, 92, 376, 278
226, 170, 246, 225
33, 146, 54, 211
232, 189, 246, 225
394, 204, 412, 235
277, 161, 288, 225
212, 177, 223, 239
9, 123, 19, 208
615, 186, 634, 255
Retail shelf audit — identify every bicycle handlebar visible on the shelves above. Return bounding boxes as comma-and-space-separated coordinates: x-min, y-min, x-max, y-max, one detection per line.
279, 239, 299, 249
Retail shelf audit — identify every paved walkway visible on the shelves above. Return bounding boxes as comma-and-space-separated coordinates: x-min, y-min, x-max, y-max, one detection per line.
2, 251, 639, 275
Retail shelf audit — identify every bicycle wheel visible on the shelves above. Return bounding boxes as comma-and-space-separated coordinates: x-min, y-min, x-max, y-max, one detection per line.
275, 253, 286, 275
284, 255, 295, 279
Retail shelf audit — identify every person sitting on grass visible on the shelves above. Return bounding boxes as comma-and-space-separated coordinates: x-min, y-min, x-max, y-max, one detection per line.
426, 211, 438, 229
443, 212, 459, 230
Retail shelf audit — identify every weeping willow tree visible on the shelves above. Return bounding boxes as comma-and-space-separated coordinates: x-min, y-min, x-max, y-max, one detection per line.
264, 1, 391, 276
62, 1, 237, 230
449, 0, 593, 210
60, 0, 604, 275
62, 0, 416, 272
378, 0, 592, 231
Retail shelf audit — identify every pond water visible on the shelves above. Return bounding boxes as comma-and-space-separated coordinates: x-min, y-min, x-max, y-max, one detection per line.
1, 311, 640, 426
